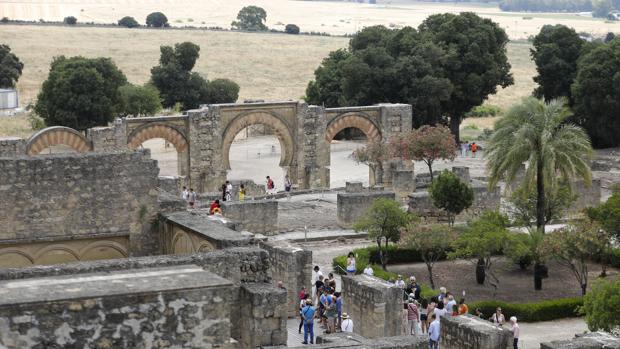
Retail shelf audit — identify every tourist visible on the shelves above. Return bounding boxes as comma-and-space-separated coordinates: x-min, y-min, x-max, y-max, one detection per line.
209, 199, 221, 215
510, 316, 520, 349
407, 297, 420, 335
239, 184, 246, 201
221, 183, 227, 201
420, 298, 429, 334
313, 265, 323, 303
188, 188, 197, 208
318, 287, 327, 328
471, 142, 478, 158
437, 287, 447, 302
474, 308, 484, 319
445, 295, 456, 318
325, 289, 338, 333
341, 313, 353, 333
428, 313, 441, 349
406, 276, 421, 301
315, 276, 324, 306
363, 265, 374, 276
266, 176, 275, 195
458, 298, 469, 315
225, 180, 233, 201
181, 186, 189, 201
299, 294, 310, 334
461, 141, 469, 157
301, 299, 315, 345
335, 292, 343, 331
395, 275, 406, 289
489, 307, 505, 327
346, 252, 356, 275
299, 286, 307, 301
451, 304, 459, 317
327, 272, 336, 290
433, 300, 446, 319
284, 174, 292, 192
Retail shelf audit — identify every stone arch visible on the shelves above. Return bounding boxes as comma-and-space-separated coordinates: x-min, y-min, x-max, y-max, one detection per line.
127, 123, 188, 152
324, 113, 382, 142
221, 111, 295, 170
26, 126, 92, 155
79, 240, 128, 261
0, 249, 35, 268
33, 245, 80, 265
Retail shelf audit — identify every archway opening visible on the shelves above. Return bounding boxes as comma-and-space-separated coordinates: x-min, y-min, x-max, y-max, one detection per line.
36, 144, 79, 155
329, 127, 369, 189
138, 138, 179, 176
228, 126, 283, 191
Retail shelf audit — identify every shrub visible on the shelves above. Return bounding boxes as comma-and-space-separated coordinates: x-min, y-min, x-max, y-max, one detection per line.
205, 78, 240, 104
63, 16, 77, 25
285, 24, 300, 34
118, 16, 139, 28
146, 12, 168, 28
469, 297, 583, 322
584, 279, 620, 333
465, 104, 502, 118
1, 17, 9, 23
429, 171, 474, 226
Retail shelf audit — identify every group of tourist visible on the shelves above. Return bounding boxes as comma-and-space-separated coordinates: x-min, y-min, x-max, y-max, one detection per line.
459, 141, 478, 158
181, 186, 197, 208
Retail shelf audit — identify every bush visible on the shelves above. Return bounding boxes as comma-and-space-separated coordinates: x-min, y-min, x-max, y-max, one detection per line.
469, 297, 583, 322
285, 24, 300, 34
465, 104, 502, 118
118, 16, 139, 28
146, 12, 168, 28
1, 17, 9, 23
205, 78, 240, 104
63, 16, 77, 25
584, 279, 620, 333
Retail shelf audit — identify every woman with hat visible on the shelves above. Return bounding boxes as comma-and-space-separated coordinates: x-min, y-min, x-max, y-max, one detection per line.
407, 297, 420, 335
340, 313, 353, 333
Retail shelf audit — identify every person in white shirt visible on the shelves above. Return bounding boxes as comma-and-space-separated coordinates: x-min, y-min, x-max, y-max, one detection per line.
433, 301, 447, 319
489, 307, 506, 327
181, 186, 189, 202
445, 295, 457, 317
428, 314, 440, 349
395, 275, 406, 288
510, 316, 520, 349
363, 265, 374, 276
341, 313, 354, 333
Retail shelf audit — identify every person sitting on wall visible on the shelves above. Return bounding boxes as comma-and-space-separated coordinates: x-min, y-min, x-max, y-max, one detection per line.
209, 199, 221, 215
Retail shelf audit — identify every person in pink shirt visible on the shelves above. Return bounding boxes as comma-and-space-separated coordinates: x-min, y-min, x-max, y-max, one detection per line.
510, 316, 520, 349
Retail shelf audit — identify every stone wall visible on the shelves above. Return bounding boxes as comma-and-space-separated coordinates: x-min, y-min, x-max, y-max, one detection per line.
392, 169, 415, 199
540, 332, 620, 348
341, 275, 402, 339
158, 176, 184, 195
337, 191, 396, 227
440, 315, 513, 349
269, 332, 427, 349
238, 283, 288, 348
0, 265, 234, 349
260, 241, 313, 318
0, 150, 160, 257
569, 179, 602, 211
0, 137, 25, 157
222, 199, 279, 234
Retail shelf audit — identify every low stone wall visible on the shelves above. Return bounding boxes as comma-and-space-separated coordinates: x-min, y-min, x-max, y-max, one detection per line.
341, 275, 402, 339
440, 315, 513, 349
268, 332, 427, 349
238, 283, 288, 348
0, 265, 234, 348
540, 332, 620, 349
158, 175, 185, 195
222, 199, 278, 234
0, 137, 25, 157
260, 241, 313, 318
337, 191, 396, 227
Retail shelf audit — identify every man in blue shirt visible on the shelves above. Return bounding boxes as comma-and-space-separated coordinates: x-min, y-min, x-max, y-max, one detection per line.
301, 299, 316, 344
428, 313, 441, 349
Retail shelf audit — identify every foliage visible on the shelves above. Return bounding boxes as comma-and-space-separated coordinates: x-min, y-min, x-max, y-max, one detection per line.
499, 0, 592, 12
584, 279, 620, 334
34, 56, 127, 131
118, 16, 139, 28
27, 113, 46, 131
587, 185, 620, 240
204, 78, 240, 104
117, 83, 162, 117
285, 24, 300, 35
487, 97, 592, 231
231, 6, 268, 31
508, 183, 577, 228
0, 44, 24, 88
353, 198, 412, 270
350, 141, 388, 184
428, 171, 474, 226
541, 220, 610, 295
450, 211, 510, 294
469, 297, 583, 322
402, 224, 457, 289
464, 104, 502, 118
305, 13, 513, 139
531, 25, 584, 103
146, 12, 168, 28
390, 125, 456, 182
593, 0, 614, 17
504, 230, 547, 271
572, 39, 620, 148
63, 16, 77, 25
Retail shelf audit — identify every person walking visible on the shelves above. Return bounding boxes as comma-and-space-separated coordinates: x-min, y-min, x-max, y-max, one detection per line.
188, 188, 197, 208
341, 313, 354, 333
298, 294, 309, 334
238, 184, 246, 201
428, 313, 440, 349
346, 252, 356, 275
266, 176, 275, 195
225, 180, 233, 201
471, 142, 478, 158
284, 174, 292, 192
181, 186, 189, 201
407, 298, 420, 335
301, 299, 315, 345
510, 316, 520, 349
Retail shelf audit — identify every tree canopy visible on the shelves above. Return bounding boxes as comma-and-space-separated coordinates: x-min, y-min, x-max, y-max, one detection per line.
0, 44, 24, 88
231, 6, 268, 31
34, 56, 127, 131
351, 141, 388, 185
146, 12, 168, 28
63, 16, 77, 25
402, 224, 456, 289
117, 83, 162, 117
587, 185, 620, 240
429, 170, 474, 225
118, 16, 139, 28
204, 78, 240, 104
499, 0, 592, 12
584, 278, 620, 333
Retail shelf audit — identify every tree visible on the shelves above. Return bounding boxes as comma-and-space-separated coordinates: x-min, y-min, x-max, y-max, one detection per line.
572, 39, 620, 148
35, 56, 127, 131
390, 125, 456, 182
486, 97, 592, 232
146, 12, 168, 28
504, 229, 549, 290
450, 211, 509, 294
530, 25, 584, 103
541, 220, 609, 295
428, 170, 474, 226
63, 16, 77, 25
419, 12, 513, 141
353, 198, 412, 271
205, 78, 240, 104
117, 83, 162, 117
231, 6, 267, 31
593, 0, 613, 18
0, 44, 24, 88
402, 224, 456, 289
587, 184, 620, 240
118, 16, 139, 28
351, 141, 388, 185
285, 24, 300, 34
584, 279, 620, 334
508, 183, 577, 229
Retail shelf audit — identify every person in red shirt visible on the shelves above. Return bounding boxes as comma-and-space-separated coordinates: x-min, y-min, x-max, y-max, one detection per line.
209, 199, 221, 215
471, 142, 478, 158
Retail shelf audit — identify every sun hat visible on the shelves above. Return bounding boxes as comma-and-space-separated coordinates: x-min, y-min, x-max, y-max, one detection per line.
342, 313, 350, 319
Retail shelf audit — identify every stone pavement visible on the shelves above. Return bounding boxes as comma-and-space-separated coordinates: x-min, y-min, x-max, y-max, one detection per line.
270, 229, 366, 242
286, 318, 331, 347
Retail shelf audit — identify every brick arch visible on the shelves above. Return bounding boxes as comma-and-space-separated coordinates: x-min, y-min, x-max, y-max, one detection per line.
26, 126, 92, 155
221, 111, 295, 170
127, 123, 188, 152
324, 113, 382, 142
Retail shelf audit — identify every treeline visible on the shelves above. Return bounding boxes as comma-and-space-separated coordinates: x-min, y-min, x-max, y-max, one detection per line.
499, 0, 592, 12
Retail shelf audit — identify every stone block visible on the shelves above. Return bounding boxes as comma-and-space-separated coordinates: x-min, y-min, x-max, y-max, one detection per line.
392, 169, 415, 199
337, 191, 396, 227
452, 166, 471, 184
440, 315, 513, 349
346, 181, 365, 193
540, 332, 620, 349
222, 200, 278, 234
158, 175, 185, 195
238, 283, 288, 348
0, 137, 25, 157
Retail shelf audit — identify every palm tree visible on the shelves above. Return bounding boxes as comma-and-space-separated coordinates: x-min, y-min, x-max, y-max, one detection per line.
487, 97, 592, 231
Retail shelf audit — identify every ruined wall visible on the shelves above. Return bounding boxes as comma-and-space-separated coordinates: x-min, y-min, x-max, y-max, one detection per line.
298, 105, 329, 189
341, 275, 402, 339
239, 283, 288, 348
0, 150, 160, 257
569, 179, 602, 211
540, 331, 620, 349
260, 241, 313, 318
0, 137, 25, 157
337, 191, 396, 227
222, 199, 279, 234
0, 265, 234, 349
440, 315, 513, 349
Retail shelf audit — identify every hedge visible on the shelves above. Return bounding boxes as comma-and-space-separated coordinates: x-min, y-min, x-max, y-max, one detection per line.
468, 297, 583, 322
